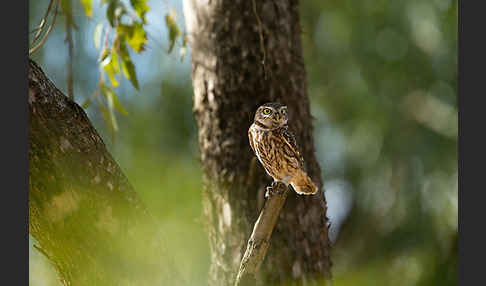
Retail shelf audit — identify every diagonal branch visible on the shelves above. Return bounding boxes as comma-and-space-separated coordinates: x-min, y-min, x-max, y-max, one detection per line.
234, 182, 289, 286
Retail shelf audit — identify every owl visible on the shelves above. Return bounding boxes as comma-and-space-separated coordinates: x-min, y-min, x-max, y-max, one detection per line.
248, 103, 318, 195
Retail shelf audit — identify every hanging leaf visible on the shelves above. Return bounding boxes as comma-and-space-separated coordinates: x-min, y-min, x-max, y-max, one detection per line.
80, 0, 92, 17
117, 22, 146, 52
119, 42, 140, 90
165, 9, 181, 53
110, 48, 121, 74
106, 1, 116, 26
94, 23, 104, 49
112, 94, 129, 115
102, 49, 121, 87
100, 85, 118, 132
121, 60, 139, 90
99, 102, 117, 140
130, 0, 149, 23
106, 0, 126, 27
101, 84, 129, 115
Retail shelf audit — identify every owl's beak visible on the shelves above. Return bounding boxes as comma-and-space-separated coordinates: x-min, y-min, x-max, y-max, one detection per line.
272, 115, 283, 127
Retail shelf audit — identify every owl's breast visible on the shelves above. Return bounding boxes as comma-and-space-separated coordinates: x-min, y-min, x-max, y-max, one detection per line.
249, 126, 298, 181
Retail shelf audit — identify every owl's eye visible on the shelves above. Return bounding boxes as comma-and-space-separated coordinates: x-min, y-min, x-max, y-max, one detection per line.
281, 108, 287, 115
262, 108, 272, 115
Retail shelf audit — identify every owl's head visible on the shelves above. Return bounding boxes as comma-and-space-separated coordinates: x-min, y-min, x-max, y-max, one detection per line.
254, 102, 288, 129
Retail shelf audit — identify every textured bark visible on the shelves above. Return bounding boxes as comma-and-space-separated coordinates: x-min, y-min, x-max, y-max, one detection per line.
28, 59, 178, 286
183, 0, 332, 285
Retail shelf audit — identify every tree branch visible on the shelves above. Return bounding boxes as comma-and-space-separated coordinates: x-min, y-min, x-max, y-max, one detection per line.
29, 0, 58, 55
234, 182, 289, 286
28, 59, 183, 285
64, 0, 74, 100
31, 0, 55, 44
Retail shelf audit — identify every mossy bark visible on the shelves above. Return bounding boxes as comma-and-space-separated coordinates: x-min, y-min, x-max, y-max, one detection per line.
28, 59, 178, 286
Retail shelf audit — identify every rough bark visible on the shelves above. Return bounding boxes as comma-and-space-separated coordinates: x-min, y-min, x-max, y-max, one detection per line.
183, 0, 332, 285
28, 59, 178, 286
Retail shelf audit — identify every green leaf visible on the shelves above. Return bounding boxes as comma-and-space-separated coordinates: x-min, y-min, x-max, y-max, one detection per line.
99, 102, 117, 139
80, 0, 92, 17
118, 42, 140, 90
112, 95, 129, 115
100, 84, 129, 115
110, 48, 121, 74
100, 85, 119, 133
106, 0, 126, 27
93, 23, 104, 49
117, 22, 146, 52
130, 0, 149, 23
106, 0, 117, 26
165, 9, 181, 53
104, 64, 119, 87
121, 60, 139, 90
102, 49, 121, 87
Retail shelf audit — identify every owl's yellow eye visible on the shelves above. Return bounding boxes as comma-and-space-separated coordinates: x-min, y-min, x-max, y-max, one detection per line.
262, 108, 272, 115
281, 108, 287, 115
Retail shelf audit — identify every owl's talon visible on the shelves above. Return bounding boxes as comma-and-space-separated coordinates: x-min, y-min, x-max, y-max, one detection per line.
265, 186, 273, 198
265, 182, 285, 198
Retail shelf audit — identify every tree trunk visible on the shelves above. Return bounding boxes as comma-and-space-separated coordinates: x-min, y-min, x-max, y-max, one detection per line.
183, 0, 332, 285
28, 59, 179, 286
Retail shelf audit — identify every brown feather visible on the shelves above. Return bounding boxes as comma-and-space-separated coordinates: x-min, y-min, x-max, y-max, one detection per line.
248, 103, 318, 196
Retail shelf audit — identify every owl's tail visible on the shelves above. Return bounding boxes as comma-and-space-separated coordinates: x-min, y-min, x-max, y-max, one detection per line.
290, 170, 318, 195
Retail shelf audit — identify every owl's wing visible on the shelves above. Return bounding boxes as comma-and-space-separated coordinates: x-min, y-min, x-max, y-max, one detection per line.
248, 128, 256, 155
282, 128, 305, 169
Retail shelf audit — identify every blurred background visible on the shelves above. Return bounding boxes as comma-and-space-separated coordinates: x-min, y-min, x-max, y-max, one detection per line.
29, 0, 457, 285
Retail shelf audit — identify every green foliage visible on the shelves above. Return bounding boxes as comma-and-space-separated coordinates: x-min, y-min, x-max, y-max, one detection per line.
165, 9, 181, 54
102, 47, 120, 87
101, 83, 129, 116
82, 0, 150, 135
118, 41, 139, 89
106, 0, 121, 27
54, 0, 183, 135
130, 0, 149, 24
80, 0, 92, 17
298, 1, 457, 285
116, 22, 147, 53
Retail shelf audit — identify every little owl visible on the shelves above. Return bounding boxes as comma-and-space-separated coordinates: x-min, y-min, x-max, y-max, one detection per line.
248, 102, 318, 195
